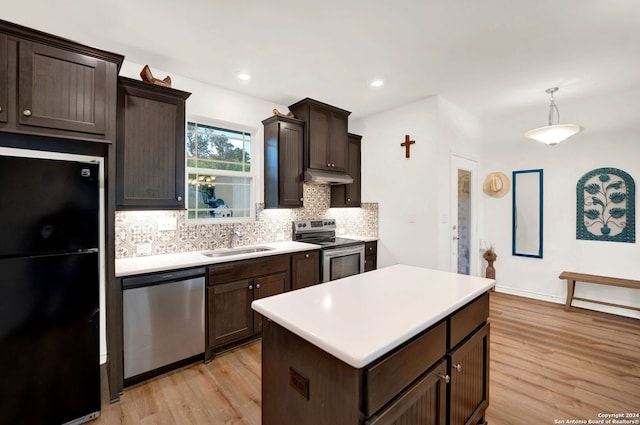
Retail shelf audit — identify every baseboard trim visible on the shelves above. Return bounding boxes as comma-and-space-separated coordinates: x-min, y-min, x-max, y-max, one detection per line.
494, 285, 640, 320
494, 285, 565, 305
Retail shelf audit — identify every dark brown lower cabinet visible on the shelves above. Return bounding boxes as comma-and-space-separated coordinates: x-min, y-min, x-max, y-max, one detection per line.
261, 292, 490, 425
206, 255, 290, 358
207, 279, 254, 348
365, 241, 378, 272
448, 323, 490, 425
365, 360, 447, 425
291, 250, 320, 290
253, 272, 288, 333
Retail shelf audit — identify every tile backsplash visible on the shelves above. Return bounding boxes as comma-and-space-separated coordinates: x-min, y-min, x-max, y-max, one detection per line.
115, 184, 378, 258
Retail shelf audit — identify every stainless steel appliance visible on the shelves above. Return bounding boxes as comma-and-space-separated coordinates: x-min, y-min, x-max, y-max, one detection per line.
293, 219, 365, 282
123, 267, 205, 384
0, 150, 101, 425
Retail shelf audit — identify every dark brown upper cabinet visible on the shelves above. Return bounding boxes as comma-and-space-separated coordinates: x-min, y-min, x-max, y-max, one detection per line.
331, 133, 361, 207
263, 114, 304, 208
19, 42, 107, 135
116, 76, 191, 209
0, 20, 122, 141
288, 98, 350, 173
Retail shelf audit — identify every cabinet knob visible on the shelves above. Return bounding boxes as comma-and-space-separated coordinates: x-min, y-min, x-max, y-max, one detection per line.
327, 163, 331, 167
256, 283, 261, 289
299, 197, 304, 202
453, 363, 462, 372
305, 254, 310, 258
177, 196, 182, 201
0, 106, 3, 112
437, 373, 450, 384
369, 247, 373, 251
23, 109, 32, 117
347, 198, 351, 202
248, 285, 253, 290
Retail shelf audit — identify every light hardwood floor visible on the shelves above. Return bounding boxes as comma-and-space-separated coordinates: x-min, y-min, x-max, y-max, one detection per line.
96, 292, 640, 424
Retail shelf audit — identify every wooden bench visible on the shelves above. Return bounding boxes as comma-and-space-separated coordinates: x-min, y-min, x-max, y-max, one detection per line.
559, 271, 640, 313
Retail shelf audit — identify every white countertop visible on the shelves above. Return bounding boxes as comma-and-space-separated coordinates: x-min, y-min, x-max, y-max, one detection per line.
116, 241, 320, 277
251, 264, 495, 368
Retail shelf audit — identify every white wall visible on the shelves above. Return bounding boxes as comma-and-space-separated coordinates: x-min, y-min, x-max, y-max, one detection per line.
352, 96, 484, 271
481, 88, 640, 318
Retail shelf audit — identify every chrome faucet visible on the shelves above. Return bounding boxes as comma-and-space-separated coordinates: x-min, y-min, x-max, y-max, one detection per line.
228, 230, 243, 248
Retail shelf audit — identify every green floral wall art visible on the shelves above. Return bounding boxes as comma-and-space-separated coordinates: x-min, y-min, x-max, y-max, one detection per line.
576, 167, 635, 242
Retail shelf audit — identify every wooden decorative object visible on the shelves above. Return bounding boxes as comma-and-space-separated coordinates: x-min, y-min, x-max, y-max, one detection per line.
272, 108, 295, 118
140, 64, 172, 88
401, 134, 415, 158
483, 247, 497, 280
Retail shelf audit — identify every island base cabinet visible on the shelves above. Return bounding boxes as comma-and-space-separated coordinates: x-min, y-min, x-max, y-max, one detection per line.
448, 323, 490, 425
365, 360, 447, 425
262, 319, 360, 425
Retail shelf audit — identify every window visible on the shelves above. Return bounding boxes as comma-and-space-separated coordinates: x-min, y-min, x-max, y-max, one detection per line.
186, 120, 254, 221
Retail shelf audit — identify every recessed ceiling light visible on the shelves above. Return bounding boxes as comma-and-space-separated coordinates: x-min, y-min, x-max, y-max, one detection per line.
370, 79, 384, 88
237, 73, 251, 81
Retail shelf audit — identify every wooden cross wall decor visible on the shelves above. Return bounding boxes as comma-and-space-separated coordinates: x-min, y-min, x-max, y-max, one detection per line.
401, 134, 415, 158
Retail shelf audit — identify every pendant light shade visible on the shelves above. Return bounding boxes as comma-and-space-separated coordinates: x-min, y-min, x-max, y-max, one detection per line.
525, 87, 581, 145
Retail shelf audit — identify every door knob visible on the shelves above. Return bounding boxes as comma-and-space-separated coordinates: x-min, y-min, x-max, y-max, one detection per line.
453, 363, 462, 372
437, 373, 450, 384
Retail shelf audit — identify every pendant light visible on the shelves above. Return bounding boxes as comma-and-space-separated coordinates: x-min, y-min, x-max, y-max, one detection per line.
524, 87, 581, 145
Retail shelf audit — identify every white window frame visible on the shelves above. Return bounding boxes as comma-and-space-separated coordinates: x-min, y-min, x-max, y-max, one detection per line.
185, 117, 256, 224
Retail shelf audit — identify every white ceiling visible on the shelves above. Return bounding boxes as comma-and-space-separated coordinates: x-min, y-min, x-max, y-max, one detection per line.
5, 0, 640, 124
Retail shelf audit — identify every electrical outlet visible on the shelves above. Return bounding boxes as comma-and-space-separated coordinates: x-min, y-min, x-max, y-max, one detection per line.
157, 217, 177, 231
136, 243, 152, 255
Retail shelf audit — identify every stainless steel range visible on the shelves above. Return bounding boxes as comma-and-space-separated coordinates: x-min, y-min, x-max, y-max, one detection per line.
293, 219, 365, 282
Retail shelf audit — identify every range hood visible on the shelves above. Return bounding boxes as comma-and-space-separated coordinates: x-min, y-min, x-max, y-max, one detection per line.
304, 169, 354, 185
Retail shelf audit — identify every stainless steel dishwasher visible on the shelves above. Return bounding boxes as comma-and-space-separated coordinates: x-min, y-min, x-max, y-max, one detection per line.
122, 267, 205, 383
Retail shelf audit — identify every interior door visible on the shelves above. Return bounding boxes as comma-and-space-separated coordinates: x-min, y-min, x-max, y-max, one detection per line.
450, 154, 478, 275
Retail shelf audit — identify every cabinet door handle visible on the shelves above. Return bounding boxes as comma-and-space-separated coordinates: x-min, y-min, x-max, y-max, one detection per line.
248, 285, 253, 290
369, 247, 373, 251
305, 254, 310, 258
437, 373, 450, 384
23, 109, 32, 117
347, 198, 351, 202
299, 197, 304, 202
177, 196, 182, 201
256, 283, 261, 289
453, 363, 462, 372
0, 106, 3, 112
327, 163, 331, 167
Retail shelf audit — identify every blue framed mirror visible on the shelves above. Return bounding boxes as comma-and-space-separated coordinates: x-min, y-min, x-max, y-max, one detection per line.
512, 169, 543, 258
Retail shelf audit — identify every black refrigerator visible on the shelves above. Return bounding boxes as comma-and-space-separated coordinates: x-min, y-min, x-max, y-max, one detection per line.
0, 153, 101, 425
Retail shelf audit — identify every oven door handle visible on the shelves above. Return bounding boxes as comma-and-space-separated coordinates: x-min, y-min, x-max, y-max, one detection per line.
323, 244, 365, 257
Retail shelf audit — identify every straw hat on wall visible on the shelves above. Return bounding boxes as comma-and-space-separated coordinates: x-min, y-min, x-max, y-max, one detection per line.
483, 172, 510, 198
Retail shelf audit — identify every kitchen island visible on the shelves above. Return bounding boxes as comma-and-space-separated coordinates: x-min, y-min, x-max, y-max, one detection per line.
251, 264, 495, 425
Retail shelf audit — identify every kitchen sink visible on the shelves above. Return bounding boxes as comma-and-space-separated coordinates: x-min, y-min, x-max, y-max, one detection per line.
202, 246, 275, 257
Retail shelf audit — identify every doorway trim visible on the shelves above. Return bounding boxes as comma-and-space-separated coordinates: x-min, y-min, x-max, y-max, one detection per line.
450, 152, 479, 275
